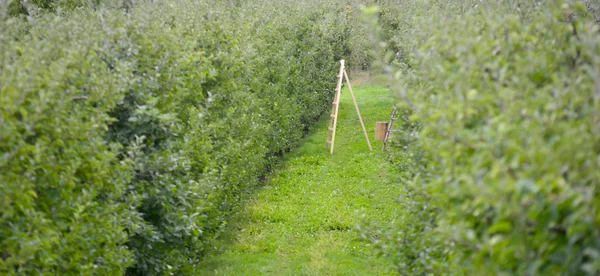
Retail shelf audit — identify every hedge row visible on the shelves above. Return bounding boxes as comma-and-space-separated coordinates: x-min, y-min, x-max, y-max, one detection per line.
365, 0, 600, 275
0, 1, 349, 274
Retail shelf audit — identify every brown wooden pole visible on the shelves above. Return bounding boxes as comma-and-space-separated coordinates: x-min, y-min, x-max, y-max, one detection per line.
343, 69, 372, 151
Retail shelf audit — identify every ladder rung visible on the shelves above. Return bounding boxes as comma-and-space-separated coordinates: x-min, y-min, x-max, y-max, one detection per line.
328, 127, 334, 131
326, 140, 332, 144
332, 101, 338, 104
330, 114, 336, 118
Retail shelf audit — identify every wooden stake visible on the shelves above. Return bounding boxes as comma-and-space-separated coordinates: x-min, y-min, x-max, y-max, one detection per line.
343, 69, 372, 151
382, 107, 398, 150
375, 122, 388, 141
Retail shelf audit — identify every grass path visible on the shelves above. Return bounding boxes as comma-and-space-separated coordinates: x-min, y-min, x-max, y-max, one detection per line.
200, 84, 403, 275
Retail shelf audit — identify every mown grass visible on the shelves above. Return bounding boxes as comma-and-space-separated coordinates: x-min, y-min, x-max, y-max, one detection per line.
199, 84, 403, 275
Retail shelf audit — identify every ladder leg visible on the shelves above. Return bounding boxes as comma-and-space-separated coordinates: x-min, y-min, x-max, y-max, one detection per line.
343, 69, 372, 151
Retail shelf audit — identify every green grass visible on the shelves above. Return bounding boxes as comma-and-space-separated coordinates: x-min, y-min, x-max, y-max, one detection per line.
199, 84, 403, 275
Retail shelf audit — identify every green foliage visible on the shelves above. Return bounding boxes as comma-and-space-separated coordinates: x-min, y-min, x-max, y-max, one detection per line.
368, 0, 600, 274
5, 0, 133, 16
0, 0, 350, 274
0, 9, 139, 275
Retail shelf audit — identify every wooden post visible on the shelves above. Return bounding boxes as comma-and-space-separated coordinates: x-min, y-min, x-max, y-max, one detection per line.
375, 122, 388, 141
343, 69, 372, 151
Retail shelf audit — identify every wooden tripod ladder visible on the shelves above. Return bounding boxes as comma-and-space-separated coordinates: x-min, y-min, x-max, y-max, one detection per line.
326, 60, 372, 154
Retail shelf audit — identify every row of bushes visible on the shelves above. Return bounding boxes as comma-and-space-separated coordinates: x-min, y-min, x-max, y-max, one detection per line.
0, 1, 350, 274
365, 0, 600, 275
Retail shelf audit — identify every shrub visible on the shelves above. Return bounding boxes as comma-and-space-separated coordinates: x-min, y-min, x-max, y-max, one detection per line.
0, 9, 139, 275
0, 0, 350, 274
367, 1, 600, 274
